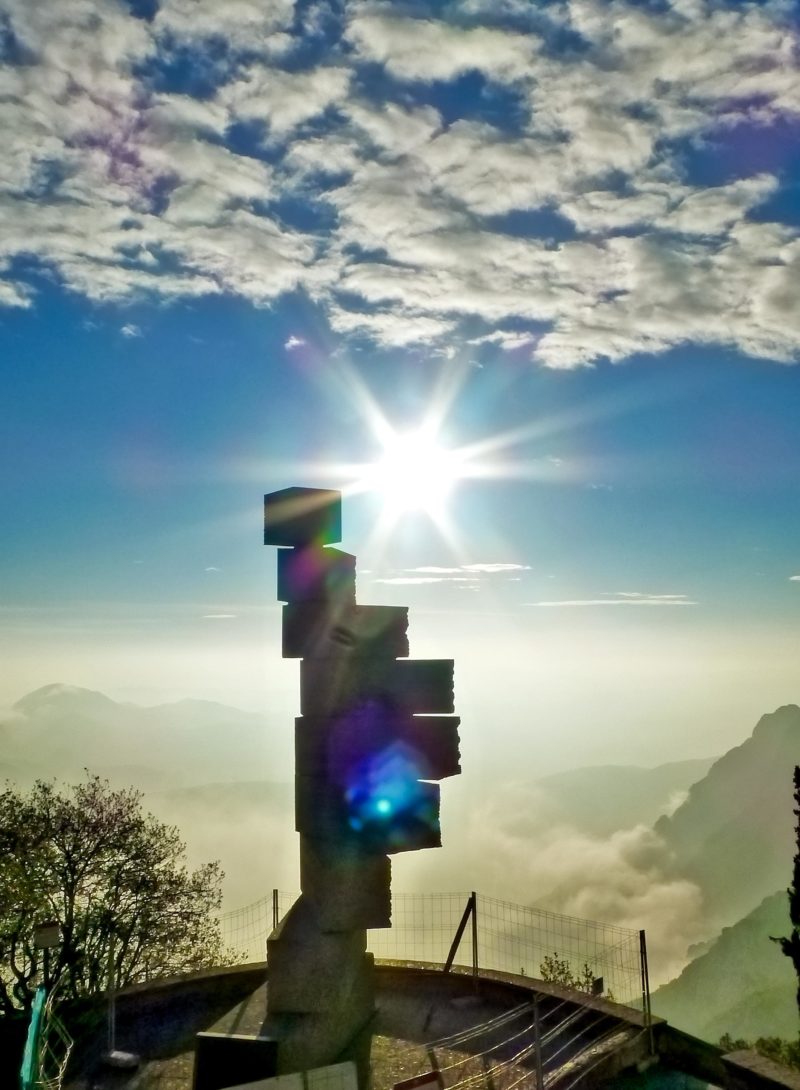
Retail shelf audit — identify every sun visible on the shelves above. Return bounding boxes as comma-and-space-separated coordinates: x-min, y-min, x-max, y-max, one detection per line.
367, 428, 461, 516
268, 354, 603, 555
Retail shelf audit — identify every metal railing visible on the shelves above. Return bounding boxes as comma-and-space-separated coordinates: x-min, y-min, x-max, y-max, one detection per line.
220, 889, 650, 1012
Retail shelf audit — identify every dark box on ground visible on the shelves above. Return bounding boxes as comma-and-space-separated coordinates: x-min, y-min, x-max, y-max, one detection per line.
193, 1031, 278, 1090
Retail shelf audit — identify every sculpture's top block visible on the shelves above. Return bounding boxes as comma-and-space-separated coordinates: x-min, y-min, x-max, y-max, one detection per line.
264, 487, 342, 546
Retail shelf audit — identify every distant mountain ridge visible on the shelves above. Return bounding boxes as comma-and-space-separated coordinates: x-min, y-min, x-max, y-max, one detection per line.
1, 682, 291, 790
13, 682, 121, 716
655, 704, 800, 927
12, 682, 265, 721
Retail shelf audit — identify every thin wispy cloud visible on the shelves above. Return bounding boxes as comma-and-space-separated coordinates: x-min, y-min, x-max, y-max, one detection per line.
284, 335, 307, 350
462, 563, 531, 574
468, 331, 538, 351
121, 324, 142, 338
374, 576, 477, 586
614, 593, 690, 600
790, 575, 800, 582
202, 613, 237, 620
407, 567, 466, 575
373, 563, 530, 586
0, 1, 797, 368
532, 593, 697, 608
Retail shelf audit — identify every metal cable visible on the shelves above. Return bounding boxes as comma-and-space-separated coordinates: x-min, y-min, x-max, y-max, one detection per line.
546, 1027, 646, 1090
433, 1016, 536, 1075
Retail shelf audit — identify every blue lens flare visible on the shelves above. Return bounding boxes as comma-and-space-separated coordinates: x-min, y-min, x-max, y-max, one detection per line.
323, 699, 441, 851
342, 741, 439, 849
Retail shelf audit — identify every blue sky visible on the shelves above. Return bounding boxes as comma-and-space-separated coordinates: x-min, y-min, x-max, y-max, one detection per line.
1, 0, 799, 770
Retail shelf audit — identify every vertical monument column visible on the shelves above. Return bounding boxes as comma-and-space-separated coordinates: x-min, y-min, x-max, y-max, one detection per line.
262, 487, 460, 1075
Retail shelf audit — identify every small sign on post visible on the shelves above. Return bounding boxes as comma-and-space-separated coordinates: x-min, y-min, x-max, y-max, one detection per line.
33, 921, 60, 949
33, 921, 61, 990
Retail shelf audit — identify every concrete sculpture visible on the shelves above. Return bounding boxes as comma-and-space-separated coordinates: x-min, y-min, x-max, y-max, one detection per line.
262, 486, 461, 1074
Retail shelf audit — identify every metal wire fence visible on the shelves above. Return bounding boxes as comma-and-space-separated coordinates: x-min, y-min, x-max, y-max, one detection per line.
219, 890, 647, 1010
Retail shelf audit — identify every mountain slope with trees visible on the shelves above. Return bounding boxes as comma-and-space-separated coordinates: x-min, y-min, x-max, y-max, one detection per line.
652, 890, 796, 1041
655, 704, 800, 927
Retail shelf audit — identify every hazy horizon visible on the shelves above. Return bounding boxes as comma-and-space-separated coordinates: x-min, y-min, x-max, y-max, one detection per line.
2, 607, 798, 778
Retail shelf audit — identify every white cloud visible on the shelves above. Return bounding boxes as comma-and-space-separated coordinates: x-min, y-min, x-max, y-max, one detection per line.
407, 567, 462, 574
469, 331, 538, 351
462, 563, 530, 574
328, 2, 800, 366
790, 575, 800, 582
345, 101, 441, 158
0, 0, 798, 371
407, 564, 529, 575
284, 134, 362, 178
373, 563, 529, 586
345, 12, 539, 83
373, 576, 476, 585
120, 323, 141, 338
402, 122, 566, 218
0, 2, 314, 310
147, 93, 230, 137
284, 335, 306, 350
560, 174, 778, 236
532, 593, 697, 607
201, 613, 238, 619
221, 65, 352, 137
154, 0, 295, 50
146, 142, 275, 221
327, 304, 457, 347
0, 279, 32, 307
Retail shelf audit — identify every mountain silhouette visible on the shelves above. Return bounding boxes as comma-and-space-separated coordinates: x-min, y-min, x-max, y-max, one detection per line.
1, 683, 290, 789
655, 704, 800, 927
13, 682, 120, 717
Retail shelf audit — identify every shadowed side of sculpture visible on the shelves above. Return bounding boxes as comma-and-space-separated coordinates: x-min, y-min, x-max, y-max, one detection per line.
262, 487, 461, 1076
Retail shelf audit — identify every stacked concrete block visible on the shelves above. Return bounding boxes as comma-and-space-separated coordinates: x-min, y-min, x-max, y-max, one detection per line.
298, 840, 391, 932
262, 486, 460, 1076
266, 899, 370, 1014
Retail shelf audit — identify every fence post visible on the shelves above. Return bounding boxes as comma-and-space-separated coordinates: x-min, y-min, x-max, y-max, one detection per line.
443, 893, 475, 974
470, 891, 478, 992
272, 889, 279, 933
639, 929, 654, 1055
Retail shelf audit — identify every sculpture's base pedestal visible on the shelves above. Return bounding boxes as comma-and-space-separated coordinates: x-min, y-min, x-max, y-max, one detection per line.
263, 894, 375, 1088
260, 1007, 373, 1080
